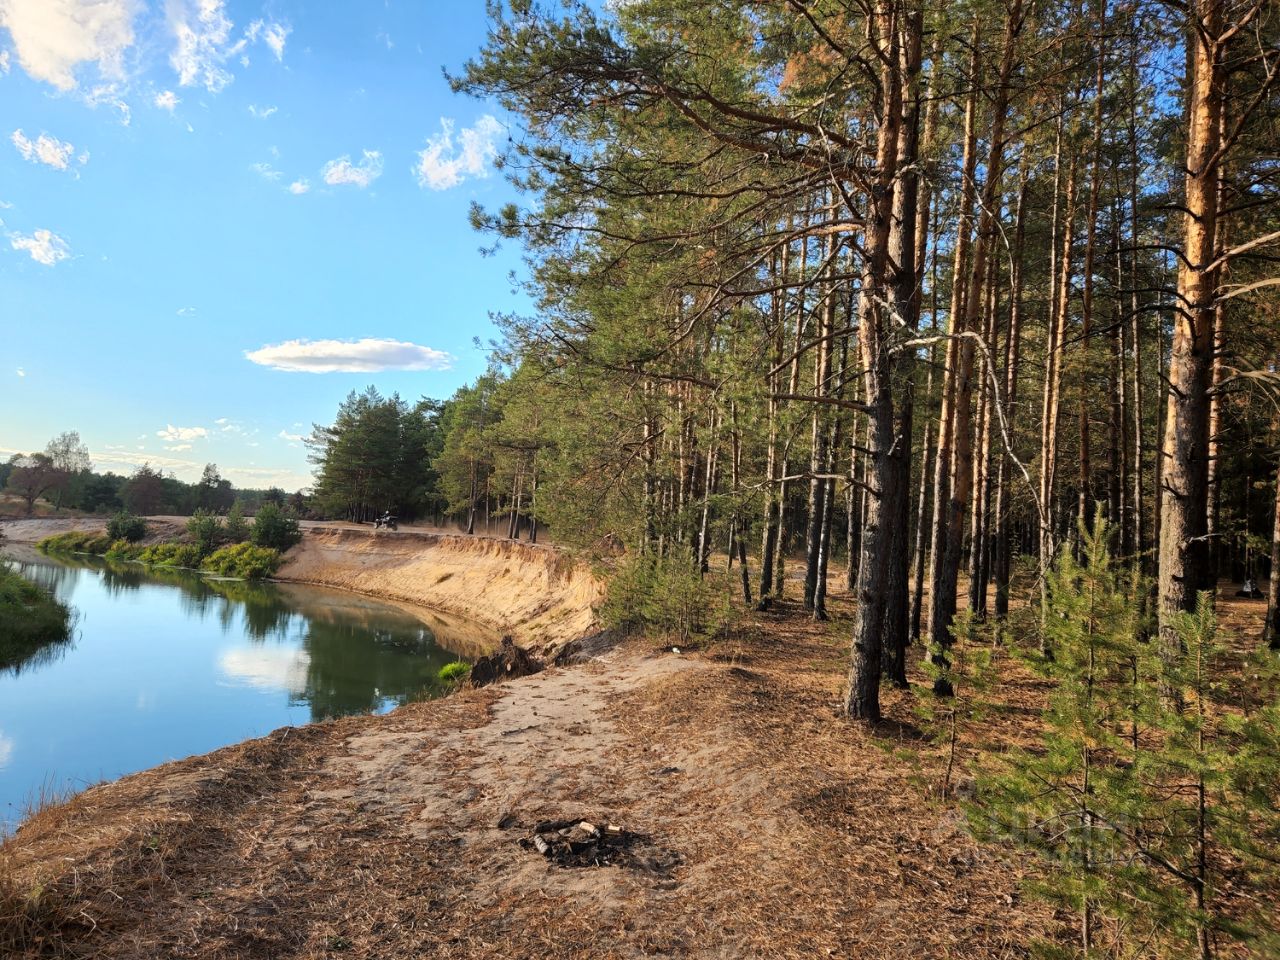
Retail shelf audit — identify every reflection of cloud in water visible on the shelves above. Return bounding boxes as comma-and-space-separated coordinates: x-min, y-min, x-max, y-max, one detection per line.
218, 646, 311, 694
0, 731, 13, 770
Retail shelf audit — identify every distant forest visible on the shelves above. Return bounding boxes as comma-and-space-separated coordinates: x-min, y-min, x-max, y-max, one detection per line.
2, 432, 303, 519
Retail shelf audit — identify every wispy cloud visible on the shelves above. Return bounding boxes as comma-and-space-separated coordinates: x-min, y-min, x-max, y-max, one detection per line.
414, 115, 503, 191
251, 161, 282, 181
167, 0, 289, 93
156, 424, 208, 442
11, 129, 81, 171
154, 89, 179, 111
322, 150, 382, 189
279, 429, 306, 443
248, 103, 277, 119
0, 0, 137, 91
15, 367, 25, 378
10, 229, 71, 265
245, 338, 454, 373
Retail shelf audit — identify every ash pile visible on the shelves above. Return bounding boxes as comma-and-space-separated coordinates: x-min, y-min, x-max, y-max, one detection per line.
513, 817, 683, 874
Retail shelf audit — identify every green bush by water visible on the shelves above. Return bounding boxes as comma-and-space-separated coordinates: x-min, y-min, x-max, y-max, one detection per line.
0, 566, 74, 670
437, 661, 470, 685
202, 543, 281, 579
38, 530, 112, 555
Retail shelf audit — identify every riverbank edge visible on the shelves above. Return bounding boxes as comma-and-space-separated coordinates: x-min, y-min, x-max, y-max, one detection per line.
0, 517, 605, 659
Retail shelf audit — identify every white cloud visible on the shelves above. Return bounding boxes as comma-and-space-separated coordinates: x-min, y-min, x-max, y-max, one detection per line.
414, 114, 502, 191
167, 1, 288, 93
287, 178, 309, 195
11, 129, 77, 171
0, 0, 138, 91
177, 305, 195, 316
168, 0, 236, 92
0, 50, 10, 74
251, 160, 281, 180
15, 367, 25, 378
248, 103, 276, 119
255, 20, 287, 60
165, 443, 192, 451
10, 228, 70, 265
245, 338, 454, 374
156, 424, 207, 442
321, 149, 382, 188
279, 428, 305, 443
154, 89, 179, 111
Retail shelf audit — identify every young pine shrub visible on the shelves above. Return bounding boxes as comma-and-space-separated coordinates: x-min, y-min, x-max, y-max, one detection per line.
223, 502, 250, 543
966, 517, 1280, 959
250, 504, 301, 551
106, 511, 147, 543
599, 553, 732, 642
185, 509, 225, 560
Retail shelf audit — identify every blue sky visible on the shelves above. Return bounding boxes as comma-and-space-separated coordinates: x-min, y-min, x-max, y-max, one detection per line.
0, 0, 528, 492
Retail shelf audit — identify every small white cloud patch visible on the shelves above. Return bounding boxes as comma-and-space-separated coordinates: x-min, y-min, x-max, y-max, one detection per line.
16, 367, 25, 378
287, 178, 310, 195
245, 338, 454, 374
321, 150, 382, 188
251, 161, 282, 181
154, 89, 180, 111
248, 103, 277, 119
157, 424, 208, 442
11, 129, 77, 171
414, 115, 502, 191
10, 229, 70, 265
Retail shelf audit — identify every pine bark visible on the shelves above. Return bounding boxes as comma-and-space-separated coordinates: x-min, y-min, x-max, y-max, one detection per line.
1158, 0, 1224, 674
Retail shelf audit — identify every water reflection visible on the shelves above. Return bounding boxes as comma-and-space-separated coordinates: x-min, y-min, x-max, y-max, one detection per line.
0, 549, 497, 824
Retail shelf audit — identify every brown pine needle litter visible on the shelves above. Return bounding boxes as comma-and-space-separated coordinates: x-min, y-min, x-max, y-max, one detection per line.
2, 590, 1273, 958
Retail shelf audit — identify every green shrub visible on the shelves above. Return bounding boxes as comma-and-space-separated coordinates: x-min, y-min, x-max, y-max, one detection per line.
251, 504, 301, 551
135, 542, 202, 569
38, 530, 111, 555
224, 502, 250, 543
186, 509, 225, 559
437, 661, 471, 685
599, 554, 732, 641
202, 542, 281, 579
106, 511, 147, 543
103, 539, 142, 562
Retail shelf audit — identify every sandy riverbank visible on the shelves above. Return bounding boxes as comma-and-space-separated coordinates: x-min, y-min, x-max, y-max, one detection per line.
1, 517, 604, 658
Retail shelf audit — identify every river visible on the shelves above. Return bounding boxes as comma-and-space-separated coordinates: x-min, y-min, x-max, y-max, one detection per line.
0, 548, 494, 829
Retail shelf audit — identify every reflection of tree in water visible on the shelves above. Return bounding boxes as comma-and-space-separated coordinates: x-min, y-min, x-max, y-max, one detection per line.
205, 578, 299, 641
0, 557, 80, 674
296, 620, 457, 721
2, 556, 84, 602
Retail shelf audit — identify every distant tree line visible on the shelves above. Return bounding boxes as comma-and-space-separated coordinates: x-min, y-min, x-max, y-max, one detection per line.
2, 432, 300, 519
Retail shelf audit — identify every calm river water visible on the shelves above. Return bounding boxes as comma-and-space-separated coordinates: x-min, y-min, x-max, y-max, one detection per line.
0, 548, 493, 828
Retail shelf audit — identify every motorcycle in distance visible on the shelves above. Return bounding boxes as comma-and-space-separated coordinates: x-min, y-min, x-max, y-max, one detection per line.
373, 512, 398, 531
